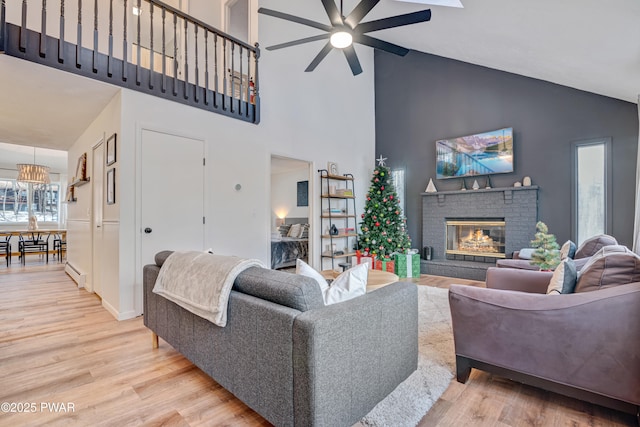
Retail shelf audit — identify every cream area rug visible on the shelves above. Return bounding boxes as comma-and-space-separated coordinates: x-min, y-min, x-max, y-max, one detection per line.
357, 286, 455, 427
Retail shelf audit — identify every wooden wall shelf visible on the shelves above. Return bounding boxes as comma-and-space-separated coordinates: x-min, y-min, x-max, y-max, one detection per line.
70, 178, 90, 187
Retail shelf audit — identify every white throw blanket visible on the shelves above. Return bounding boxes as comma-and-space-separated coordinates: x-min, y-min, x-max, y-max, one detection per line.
152, 251, 264, 327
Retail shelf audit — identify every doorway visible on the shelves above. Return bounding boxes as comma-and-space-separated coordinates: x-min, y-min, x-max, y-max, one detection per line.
91, 138, 104, 296
270, 155, 313, 271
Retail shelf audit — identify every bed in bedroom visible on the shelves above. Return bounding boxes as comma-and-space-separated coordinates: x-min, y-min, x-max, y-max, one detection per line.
271, 218, 309, 270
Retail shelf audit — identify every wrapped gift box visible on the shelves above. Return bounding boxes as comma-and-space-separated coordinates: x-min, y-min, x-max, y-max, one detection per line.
394, 250, 421, 278
353, 250, 375, 269
374, 258, 395, 273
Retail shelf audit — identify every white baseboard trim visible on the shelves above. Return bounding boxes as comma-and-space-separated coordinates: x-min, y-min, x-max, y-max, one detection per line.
101, 298, 137, 321
64, 262, 86, 288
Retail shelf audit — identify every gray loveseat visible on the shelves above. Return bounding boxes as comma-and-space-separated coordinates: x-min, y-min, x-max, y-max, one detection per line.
144, 251, 418, 427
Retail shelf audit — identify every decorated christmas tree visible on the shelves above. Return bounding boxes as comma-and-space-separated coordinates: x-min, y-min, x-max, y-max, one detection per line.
530, 221, 561, 270
358, 157, 412, 258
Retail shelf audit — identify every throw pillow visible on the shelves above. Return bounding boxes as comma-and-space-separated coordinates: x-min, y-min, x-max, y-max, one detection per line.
574, 234, 618, 259
546, 258, 577, 295
296, 259, 368, 305
517, 248, 535, 259
574, 245, 640, 292
278, 224, 291, 237
559, 240, 576, 260
288, 223, 302, 238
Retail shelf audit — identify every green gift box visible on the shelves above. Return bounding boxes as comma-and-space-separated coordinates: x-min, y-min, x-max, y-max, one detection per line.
394, 251, 420, 278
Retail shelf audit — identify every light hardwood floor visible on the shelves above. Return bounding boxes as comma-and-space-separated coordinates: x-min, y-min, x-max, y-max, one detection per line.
0, 264, 635, 426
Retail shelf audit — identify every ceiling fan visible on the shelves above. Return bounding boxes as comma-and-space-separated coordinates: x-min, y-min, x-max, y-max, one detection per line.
258, 0, 432, 76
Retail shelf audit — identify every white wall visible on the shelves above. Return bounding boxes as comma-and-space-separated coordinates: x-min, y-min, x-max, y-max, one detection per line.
66, 91, 122, 316
64, 0, 376, 320
271, 167, 310, 229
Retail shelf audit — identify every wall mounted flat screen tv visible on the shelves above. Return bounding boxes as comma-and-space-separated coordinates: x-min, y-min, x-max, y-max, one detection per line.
436, 127, 514, 179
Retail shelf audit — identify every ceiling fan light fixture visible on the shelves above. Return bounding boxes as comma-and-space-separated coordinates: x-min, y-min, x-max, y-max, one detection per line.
330, 31, 353, 49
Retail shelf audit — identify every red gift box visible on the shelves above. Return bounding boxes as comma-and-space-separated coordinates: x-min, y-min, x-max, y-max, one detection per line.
354, 250, 376, 269
374, 258, 395, 273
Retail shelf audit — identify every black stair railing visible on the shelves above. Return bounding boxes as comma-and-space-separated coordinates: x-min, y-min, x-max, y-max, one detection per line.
1, 0, 260, 124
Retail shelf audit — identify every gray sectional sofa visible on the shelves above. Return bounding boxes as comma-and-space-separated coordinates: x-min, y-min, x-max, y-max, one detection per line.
144, 251, 418, 427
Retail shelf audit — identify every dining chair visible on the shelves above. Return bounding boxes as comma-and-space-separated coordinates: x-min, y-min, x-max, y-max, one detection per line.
53, 231, 67, 262
0, 232, 11, 267
19, 232, 50, 265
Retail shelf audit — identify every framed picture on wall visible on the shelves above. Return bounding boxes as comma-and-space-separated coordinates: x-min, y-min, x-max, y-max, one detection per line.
297, 180, 308, 207
106, 133, 117, 166
107, 168, 116, 205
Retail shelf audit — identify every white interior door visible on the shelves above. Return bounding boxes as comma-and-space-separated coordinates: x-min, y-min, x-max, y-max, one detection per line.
140, 129, 205, 266
92, 141, 104, 296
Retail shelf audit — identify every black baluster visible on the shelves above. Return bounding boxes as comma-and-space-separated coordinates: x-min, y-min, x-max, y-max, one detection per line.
253, 43, 260, 122
183, 18, 188, 99
108, 0, 113, 76
172, 13, 177, 96
0, 0, 6, 53
149, 3, 154, 89
194, 25, 198, 102
20, 0, 27, 52
58, 0, 65, 63
92, 0, 98, 72
135, 0, 140, 85
230, 42, 235, 113
122, 0, 127, 81
222, 38, 227, 110
161, 7, 166, 93
239, 45, 243, 116
40, 0, 46, 57
76, 0, 81, 67
204, 29, 209, 106
246, 47, 251, 115
213, 33, 218, 108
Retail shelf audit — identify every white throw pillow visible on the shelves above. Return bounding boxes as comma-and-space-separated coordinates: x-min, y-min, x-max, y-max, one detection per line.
288, 223, 302, 238
518, 248, 535, 259
296, 259, 368, 305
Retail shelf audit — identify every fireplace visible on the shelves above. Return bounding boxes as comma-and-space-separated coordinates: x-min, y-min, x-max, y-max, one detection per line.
446, 219, 506, 258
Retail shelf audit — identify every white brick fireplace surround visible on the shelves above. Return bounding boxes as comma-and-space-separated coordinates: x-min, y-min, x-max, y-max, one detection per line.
421, 186, 538, 280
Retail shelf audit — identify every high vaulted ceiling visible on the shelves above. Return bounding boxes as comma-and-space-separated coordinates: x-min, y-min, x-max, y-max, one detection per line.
0, 0, 637, 153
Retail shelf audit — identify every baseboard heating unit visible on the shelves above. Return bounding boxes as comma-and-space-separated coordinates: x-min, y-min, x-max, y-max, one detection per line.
65, 262, 86, 288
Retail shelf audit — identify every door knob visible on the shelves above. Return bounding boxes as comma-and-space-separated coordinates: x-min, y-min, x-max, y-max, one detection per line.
144, 227, 152, 234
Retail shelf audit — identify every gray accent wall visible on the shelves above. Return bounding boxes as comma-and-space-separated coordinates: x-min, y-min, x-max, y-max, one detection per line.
375, 50, 639, 249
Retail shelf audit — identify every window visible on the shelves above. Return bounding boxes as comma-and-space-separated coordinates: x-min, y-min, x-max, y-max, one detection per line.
391, 168, 406, 216
0, 179, 60, 224
572, 138, 612, 245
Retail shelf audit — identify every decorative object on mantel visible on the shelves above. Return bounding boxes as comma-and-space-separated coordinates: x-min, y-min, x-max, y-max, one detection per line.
514, 181, 522, 187
472, 179, 480, 190
74, 153, 88, 182
425, 178, 437, 193
460, 179, 467, 191
485, 175, 492, 189
523, 176, 532, 187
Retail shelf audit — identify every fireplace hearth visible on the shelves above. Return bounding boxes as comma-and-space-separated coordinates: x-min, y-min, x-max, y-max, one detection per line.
422, 186, 538, 280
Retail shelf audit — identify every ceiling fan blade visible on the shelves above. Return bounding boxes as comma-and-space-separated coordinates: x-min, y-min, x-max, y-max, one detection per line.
266, 34, 331, 51
258, 8, 332, 32
344, 0, 381, 28
343, 45, 363, 76
321, 0, 343, 26
356, 9, 431, 34
305, 42, 334, 72
354, 34, 410, 56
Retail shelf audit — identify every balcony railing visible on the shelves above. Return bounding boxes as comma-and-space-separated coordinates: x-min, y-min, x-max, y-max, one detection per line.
0, 0, 260, 123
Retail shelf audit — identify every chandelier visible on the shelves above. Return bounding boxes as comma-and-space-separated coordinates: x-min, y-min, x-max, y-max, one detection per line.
17, 148, 51, 184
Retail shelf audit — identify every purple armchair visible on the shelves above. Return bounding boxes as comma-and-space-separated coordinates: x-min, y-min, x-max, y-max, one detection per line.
449, 266, 640, 422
